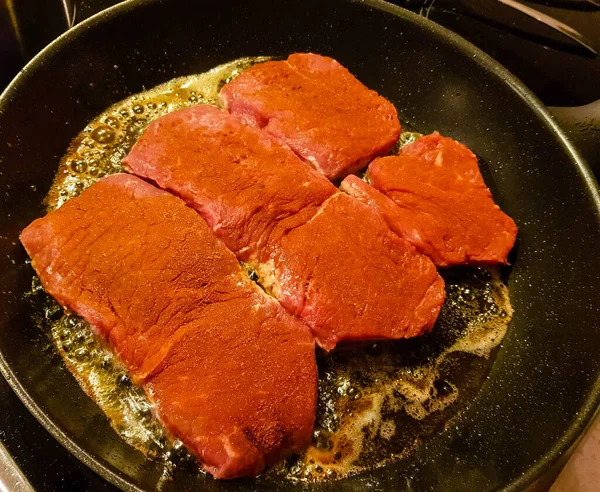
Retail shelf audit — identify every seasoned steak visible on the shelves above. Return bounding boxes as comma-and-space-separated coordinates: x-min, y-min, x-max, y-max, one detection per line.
347, 133, 517, 266
220, 53, 401, 179
124, 108, 444, 350
257, 193, 446, 351
20, 174, 317, 479
123, 104, 336, 262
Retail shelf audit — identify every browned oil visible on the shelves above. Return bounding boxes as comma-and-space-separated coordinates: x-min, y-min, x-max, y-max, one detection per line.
264, 266, 511, 483
30, 57, 513, 484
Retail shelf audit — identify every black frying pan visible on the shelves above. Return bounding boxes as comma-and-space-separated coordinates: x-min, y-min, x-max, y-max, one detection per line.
0, 0, 599, 490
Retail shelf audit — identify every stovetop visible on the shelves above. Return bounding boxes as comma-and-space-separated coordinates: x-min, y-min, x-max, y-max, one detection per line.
0, 1, 598, 490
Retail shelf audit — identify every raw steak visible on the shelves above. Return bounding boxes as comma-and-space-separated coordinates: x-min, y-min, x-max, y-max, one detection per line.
20, 174, 317, 479
257, 193, 446, 351
124, 108, 444, 350
220, 53, 401, 179
346, 133, 517, 266
123, 104, 336, 262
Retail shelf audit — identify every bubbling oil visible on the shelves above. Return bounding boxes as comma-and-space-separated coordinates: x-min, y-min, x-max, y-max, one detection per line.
32, 57, 513, 484
46, 57, 268, 210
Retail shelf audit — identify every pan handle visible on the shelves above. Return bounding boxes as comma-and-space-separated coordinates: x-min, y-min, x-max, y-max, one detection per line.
548, 100, 600, 177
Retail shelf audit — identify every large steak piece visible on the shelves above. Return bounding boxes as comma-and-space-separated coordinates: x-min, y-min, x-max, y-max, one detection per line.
257, 192, 446, 351
220, 53, 401, 179
20, 174, 317, 479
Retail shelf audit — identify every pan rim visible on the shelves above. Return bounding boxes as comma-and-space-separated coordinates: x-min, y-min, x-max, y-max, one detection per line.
0, 0, 598, 491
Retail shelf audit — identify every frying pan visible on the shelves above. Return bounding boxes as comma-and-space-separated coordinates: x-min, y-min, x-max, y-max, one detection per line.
0, 0, 599, 490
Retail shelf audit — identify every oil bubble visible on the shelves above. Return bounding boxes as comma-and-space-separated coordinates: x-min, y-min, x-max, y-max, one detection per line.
105, 116, 120, 129
379, 421, 396, 440
133, 105, 144, 114
91, 125, 116, 144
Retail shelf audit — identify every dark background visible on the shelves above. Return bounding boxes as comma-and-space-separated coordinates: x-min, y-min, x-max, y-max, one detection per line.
0, 1, 598, 490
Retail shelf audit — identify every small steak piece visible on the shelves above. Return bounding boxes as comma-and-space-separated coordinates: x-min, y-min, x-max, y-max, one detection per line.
123, 104, 336, 262
20, 174, 317, 479
220, 53, 401, 179
353, 132, 517, 267
257, 193, 445, 351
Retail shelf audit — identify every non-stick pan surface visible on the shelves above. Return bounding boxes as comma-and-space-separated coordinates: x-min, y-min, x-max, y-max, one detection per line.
0, 0, 599, 490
